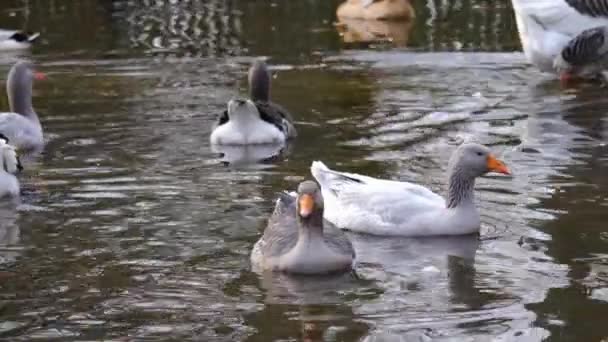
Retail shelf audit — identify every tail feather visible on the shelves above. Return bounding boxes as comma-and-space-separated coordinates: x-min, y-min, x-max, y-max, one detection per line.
27, 32, 40, 42
311, 160, 364, 186
310, 160, 331, 185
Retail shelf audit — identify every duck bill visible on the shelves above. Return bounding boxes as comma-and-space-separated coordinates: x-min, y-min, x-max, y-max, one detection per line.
298, 194, 314, 218
486, 154, 510, 175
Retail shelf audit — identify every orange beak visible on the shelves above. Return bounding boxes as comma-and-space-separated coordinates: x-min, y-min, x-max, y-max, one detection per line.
34, 72, 46, 81
486, 154, 510, 175
559, 72, 572, 87
298, 194, 314, 217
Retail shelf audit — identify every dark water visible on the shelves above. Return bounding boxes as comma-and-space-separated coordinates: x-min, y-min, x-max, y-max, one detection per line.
0, 0, 606, 341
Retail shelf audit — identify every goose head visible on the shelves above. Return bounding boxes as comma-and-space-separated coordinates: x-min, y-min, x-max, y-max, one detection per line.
248, 59, 271, 102
449, 143, 510, 180
296, 180, 324, 225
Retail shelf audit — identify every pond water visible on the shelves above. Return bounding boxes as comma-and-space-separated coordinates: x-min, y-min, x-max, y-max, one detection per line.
0, 0, 606, 341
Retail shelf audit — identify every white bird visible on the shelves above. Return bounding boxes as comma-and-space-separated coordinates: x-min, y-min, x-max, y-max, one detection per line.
251, 181, 355, 274
0, 29, 39, 50
511, 0, 608, 82
0, 133, 22, 198
210, 60, 296, 145
310, 143, 510, 236
0, 61, 46, 151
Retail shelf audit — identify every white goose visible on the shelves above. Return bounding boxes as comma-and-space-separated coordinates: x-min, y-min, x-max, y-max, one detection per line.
0, 61, 45, 151
512, 0, 608, 81
0, 29, 39, 50
210, 60, 296, 145
0, 134, 22, 198
251, 181, 355, 274
310, 143, 510, 236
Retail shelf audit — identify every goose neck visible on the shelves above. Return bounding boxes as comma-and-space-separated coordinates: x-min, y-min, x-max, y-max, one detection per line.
8, 81, 35, 118
446, 167, 476, 209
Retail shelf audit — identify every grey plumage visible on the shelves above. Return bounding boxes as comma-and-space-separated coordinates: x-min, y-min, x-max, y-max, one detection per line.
561, 26, 608, 66
445, 172, 476, 209
565, 0, 608, 18
261, 189, 355, 259
0, 61, 44, 151
445, 144, 493, 209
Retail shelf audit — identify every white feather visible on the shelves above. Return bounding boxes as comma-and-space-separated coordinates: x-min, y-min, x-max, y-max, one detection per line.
210, 100, 286, 145
310, 161, 480, 236
512, 0, 608, 72
0, 141, 19, 198
0, 113, 43, 151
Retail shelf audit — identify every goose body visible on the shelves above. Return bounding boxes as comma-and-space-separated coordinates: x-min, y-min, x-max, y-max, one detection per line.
211, 60, 296, 146
210, 99, 287, 145
0, 29, 39, 50
0, 61, 45, 151
512, 0, 608, 79
310, 143, 510, 237
251, 181, 355, 275
0, 134, 22, 198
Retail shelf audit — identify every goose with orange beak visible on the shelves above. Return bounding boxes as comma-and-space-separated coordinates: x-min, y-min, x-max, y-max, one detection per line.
311, 143, 511, 236
0, 61, 46, 151
251, 181, 355, 275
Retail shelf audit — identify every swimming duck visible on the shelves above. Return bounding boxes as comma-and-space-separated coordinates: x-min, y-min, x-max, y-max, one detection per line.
210, 60, 296, 145
0, 61, 45, 151
511, 0, 608, 82
0, 29, 39, 50
336, 0, 415, 21
310, 143, 510, 236
251, 180, 355, 275
0, 134, 22, 198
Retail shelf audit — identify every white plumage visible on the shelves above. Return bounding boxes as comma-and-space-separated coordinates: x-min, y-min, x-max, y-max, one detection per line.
210, 99, 286, 145
0, 137, 21, 198
0, 30, 39, 50
310, 144, 511, 236
512, 0, 608, 74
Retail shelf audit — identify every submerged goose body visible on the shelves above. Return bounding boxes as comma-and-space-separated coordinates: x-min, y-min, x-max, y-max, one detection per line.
0, 134, 22, 198
251, 181, 355, 275
211, 60, 296, 145
310, 143, 510, 236
0, 61, 45, 151
0, 30, 39, 50
512, 0, 608, 79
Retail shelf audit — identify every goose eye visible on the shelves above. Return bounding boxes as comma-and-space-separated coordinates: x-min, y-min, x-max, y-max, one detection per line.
476, 152, 483, 156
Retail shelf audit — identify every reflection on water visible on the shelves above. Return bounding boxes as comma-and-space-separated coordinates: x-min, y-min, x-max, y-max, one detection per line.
335, 19, 414, 47
0, 0, 605, 341
0, 203, 20, 266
